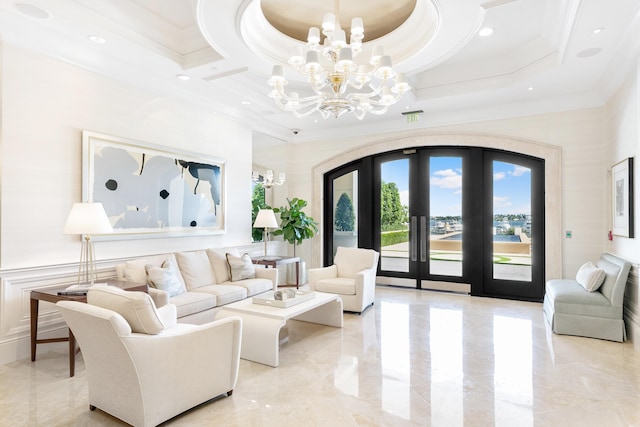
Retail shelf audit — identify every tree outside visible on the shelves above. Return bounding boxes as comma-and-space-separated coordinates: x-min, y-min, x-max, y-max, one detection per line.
334, 192, 355, 231
381, 181, 408, 231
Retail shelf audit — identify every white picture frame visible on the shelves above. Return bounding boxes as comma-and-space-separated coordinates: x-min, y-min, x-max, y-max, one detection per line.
82, 131, 225, 239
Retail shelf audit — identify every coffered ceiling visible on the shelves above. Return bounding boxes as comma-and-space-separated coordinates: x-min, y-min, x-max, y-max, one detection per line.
0, 0, 639, 144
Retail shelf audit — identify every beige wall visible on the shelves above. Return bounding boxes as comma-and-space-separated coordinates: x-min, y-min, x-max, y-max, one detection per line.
0, 44, 256, 363
606, 61, 640, 349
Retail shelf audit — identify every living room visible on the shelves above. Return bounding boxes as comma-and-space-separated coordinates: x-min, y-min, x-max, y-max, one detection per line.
1, 1, 640, 425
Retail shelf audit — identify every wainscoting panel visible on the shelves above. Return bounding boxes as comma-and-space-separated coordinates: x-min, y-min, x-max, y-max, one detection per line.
624, 264, 640, 351
0, 260, 120, 365
0, 242, 287, 365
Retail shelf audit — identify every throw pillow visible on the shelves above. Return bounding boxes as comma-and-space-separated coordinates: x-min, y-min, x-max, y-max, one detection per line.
145, 259, 186, 297
207, 248, 240, 283
226, 253, 256, 282
576, 261, 606, 292
87, 286, 165, 334
175, 250, 217, 289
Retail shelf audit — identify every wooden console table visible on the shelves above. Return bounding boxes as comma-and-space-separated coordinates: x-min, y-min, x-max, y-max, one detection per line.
30, 280, 147, 377
252, 256, 301, 288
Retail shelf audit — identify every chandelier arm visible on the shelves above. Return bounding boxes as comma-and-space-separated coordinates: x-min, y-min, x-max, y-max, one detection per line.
291, 103, 323, 118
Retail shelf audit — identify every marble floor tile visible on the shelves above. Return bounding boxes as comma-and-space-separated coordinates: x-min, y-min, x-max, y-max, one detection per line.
2, 286, 639, 426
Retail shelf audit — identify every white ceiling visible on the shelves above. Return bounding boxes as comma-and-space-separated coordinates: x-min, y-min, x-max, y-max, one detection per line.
1, 0, 639, 146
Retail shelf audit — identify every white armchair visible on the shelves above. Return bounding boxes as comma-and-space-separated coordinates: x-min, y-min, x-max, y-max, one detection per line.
56, 286, 242, 427
308, 246, 380, 313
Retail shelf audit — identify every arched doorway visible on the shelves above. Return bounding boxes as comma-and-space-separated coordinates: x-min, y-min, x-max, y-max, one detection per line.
312, 133, 561, 302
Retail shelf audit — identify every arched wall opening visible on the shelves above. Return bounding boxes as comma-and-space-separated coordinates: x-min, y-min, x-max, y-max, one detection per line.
311, 132, 562, 282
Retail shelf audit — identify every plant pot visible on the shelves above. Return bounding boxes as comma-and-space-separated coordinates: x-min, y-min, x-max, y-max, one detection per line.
286, 260, 306, 286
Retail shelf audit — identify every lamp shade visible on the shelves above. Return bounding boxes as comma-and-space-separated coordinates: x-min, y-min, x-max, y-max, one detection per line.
253, 209, 278, 229
63, 202, 113, 235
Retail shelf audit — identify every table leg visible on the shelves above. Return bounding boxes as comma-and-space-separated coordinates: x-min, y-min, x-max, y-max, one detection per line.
69, 330, 76, 377
30, 298, 38, 362
295, 261, 299, 289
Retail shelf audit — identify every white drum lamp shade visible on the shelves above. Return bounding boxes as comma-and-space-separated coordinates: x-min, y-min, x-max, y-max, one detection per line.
253, 209, 279, 258
64, 202, 113, 285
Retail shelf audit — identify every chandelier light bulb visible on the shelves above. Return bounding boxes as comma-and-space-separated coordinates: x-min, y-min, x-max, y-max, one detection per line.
322, 13, 336, 32
351, 17, 364, 36
308, 27, 320, 45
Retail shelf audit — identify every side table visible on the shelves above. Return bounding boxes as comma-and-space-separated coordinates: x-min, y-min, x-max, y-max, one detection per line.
252, 256, 301, 288
30, 280, 147, 377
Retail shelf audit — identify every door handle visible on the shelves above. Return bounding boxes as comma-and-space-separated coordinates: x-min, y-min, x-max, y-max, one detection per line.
420, 216, 427, 262
410, 216, 417, 262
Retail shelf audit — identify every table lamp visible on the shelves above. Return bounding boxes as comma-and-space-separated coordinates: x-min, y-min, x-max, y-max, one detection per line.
253, 209, 279, 259
63, 202, 113, 285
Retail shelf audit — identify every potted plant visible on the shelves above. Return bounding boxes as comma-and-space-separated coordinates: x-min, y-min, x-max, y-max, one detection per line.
272, 197, 318, 256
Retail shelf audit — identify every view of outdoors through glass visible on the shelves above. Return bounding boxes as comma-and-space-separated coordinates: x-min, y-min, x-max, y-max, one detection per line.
492, 160, 532, 281
377, 156, 532, 283
380, 159, 410, 272
333, 171, 358, 258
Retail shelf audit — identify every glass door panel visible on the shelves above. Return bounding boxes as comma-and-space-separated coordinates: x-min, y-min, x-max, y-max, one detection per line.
380, 158, 410, 273
491, 161, 532, 282
332, 170, 358, 258
429, 156, 463, 277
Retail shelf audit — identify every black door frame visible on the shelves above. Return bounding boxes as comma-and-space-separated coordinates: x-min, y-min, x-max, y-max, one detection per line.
322, 146, 545, 302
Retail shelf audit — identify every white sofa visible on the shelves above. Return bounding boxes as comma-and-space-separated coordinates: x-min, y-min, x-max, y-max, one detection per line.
116, 248, 277, 324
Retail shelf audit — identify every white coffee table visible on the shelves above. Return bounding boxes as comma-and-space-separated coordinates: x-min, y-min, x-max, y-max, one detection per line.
215, 291, 343, 367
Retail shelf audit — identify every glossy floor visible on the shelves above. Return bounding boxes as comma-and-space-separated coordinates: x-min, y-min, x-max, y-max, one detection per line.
2, 286, 640, 426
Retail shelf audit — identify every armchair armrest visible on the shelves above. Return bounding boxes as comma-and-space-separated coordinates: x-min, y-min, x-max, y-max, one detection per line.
148, 288, 170, 308
308, 265, 338, 290
156, 303, 177, 328
255, 266, 278, 291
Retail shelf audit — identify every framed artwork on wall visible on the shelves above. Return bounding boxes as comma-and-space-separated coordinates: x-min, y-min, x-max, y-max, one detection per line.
82, 131, 225, 239
611, 157, 634, 238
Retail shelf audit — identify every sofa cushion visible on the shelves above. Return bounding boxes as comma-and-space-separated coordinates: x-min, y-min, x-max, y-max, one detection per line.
145, 259, 186, 297
123, 254, 186, 288
169, 291, 218, 319
195, 284, 247, 306
227, 278, 273, 297
87, 286, 165, 335
544, 279, 621, 319
576, 262, 606, 292
314, 277, 356, 295
226, 253, 256, 281
207, 248, 240, 283
175, 251, 217, 290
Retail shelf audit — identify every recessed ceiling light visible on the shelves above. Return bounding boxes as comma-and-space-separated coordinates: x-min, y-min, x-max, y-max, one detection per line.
176, 74, 191, 81
592, 27, 604, 35
241, 100, 251, 105
528, 86, 534, 91
576, 48, 602, 58
478, 27, 494, 37
14, 2, 50, 19
87, 35, 106, 45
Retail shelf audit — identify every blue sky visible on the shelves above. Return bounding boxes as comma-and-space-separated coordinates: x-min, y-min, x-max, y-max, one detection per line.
381, 158, 531, 217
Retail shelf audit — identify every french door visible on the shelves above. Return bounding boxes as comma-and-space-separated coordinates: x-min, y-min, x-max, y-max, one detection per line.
323, 147, 545, 301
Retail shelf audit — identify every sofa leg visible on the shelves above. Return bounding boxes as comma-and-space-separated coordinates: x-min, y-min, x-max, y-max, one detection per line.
227, 390, 233, 397
89, 405, 96, 411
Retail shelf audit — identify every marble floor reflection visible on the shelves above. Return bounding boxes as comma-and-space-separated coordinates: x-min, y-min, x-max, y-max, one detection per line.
2, 286, 640, 426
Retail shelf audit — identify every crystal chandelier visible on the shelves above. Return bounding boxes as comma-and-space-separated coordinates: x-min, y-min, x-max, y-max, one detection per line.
267, 9, 411, 120
252, 170, 285, 189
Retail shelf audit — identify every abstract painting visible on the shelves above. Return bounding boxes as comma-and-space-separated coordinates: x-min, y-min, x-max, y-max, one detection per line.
83, 131, 225, 238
